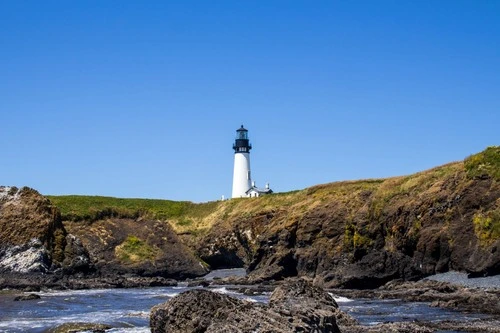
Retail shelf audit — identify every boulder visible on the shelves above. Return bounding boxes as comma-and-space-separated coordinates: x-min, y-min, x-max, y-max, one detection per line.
0, 187, 92, 276
13, 293, 41, 301
151, 278, 341, 333
0, 238, 50, 273
46, 322, 112, 333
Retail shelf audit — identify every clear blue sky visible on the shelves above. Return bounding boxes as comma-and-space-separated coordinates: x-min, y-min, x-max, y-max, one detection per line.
1, 1, 499, 202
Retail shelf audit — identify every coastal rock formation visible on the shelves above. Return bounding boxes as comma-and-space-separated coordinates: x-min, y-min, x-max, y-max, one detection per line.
65, 217, 208, 279
329, 278, 500, 316
13, 293, 41, 301
150, 279, 342, 333
195, 147, 500, 287
5, 147, 497, 289
46, 322, 112, 333
379, 279, 500, 315
0, 186, 91, 275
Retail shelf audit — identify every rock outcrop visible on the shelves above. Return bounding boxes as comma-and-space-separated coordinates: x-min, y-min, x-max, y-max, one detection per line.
0, 186, 91, 275
46, 322, 112, 333
194, 147, 500, 287
0, 186, 208, 282
150, 279, 342, 333
65, 217, 208, 279
378, 279, 500, 315
13, 293, 41, 301
5, 147, 497, 289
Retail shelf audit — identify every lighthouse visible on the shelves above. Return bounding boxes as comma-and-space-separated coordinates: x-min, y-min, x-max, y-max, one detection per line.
232, 125, 252, 198
231, 125, 273, 198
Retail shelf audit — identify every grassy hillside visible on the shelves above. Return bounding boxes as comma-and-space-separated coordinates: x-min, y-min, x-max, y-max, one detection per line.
48, 146, 500, 240
47, 195, 222, 233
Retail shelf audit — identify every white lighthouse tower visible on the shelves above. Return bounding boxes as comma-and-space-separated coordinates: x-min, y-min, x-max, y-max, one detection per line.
232, 125, 252, 198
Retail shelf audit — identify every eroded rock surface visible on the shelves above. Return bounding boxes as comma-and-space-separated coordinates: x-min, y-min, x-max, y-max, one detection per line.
331, 279, 500, 315
0, 186, 91, 275
0, 186, 208, 282
150, 279, 343, 333
65, 217, 208, 279
46, 322, 112, 333
194, 150, 500, 287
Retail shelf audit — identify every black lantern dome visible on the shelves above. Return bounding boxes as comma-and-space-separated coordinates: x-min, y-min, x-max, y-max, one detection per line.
233, 125, 252, 153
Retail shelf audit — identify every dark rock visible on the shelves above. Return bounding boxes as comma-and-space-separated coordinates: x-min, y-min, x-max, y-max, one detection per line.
190, 157, 500, 287
0, 187, 92, 276
340, 322, 433, 333
331, 279, 500, 315
340, 317, 500, 333
61, 234, 93, 274
268, 278, 343, 332
65, 217, 208, 279
0, 272, 180, 290
327, 250, 422, 289
211, 275, 250, 285
186, 279, 210, 287
24, 285, 41, 292
426, 319, 500, 333
14, 293, 41, 301
46, 322, 112, 333
247, 248, 298, 283
151, 278, 342, 333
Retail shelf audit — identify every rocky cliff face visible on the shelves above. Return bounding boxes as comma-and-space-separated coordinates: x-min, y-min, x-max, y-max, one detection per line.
4, 147, 497, 288
0, 186, 208, 281
0, 186, 91, 274
64, 217, 208, 279
195, 147, 500, 288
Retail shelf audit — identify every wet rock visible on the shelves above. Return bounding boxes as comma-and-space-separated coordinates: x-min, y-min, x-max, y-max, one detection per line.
0, 187, 92, 277
0, 273, 180, 290
45, 322, 112, 333
24, 285, 41, 292
340, 322, 433, 333
426, 319, 500, 333
186, 279, 210, 287
331, 279, 500, 315
14, 293, 41, 301
381, 280, 500, 315
61, 234, 92, 274
340, 318, 500, 333
211, 275, 251, 285
0, 239, 50, 273
268, 278, 340, 330
150, 278, 342, 333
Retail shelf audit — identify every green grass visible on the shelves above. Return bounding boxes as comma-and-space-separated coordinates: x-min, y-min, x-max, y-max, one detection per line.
473, 207, 500, 245
47, 195, 221, 222
46, 147, 498, 241
115, 235, 159, 263
464, 146, 500, 181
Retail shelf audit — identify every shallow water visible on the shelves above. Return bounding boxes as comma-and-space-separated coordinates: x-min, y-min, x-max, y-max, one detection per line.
0, 270, 497, 333
0, 285, 492, 333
